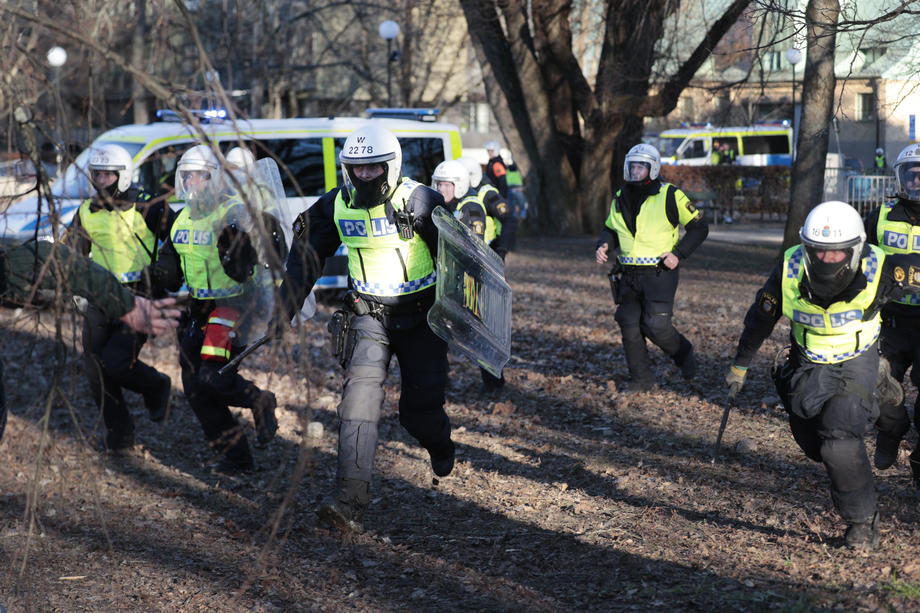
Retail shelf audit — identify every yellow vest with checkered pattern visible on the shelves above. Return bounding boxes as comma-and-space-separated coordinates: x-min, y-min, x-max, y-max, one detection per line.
875, 203, 920, 306
78, 199, 155, 283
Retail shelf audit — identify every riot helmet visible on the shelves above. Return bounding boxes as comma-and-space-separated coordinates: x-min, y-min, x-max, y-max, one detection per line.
799, 201, 866, 299
431, 160, 470, 204
457, 156, 483, 190
894, 143, 920, 203
623, 143, 660, 183
876, 147, 884, 156
176, 144, 222, 216
88, 144, 133, 197
484, 141, 500, 157
226, 146, 256, 170
340, 124, 401, 208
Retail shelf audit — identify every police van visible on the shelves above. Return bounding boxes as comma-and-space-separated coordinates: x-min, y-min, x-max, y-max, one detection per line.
0, 109, 462, 291
656, 124, 793, 167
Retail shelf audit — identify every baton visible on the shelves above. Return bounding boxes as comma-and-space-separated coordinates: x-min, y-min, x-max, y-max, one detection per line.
710, 392, 737, 464
217, 333, 271, 375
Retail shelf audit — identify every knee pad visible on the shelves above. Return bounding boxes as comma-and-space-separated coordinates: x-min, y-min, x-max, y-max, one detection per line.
641, 311, 673, 338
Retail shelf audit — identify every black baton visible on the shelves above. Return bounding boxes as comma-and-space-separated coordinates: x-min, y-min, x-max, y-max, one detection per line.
217, 333, 271, 376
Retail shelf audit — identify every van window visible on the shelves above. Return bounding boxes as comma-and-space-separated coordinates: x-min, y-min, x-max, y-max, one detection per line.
257, 138, 326, 197
741, 135, 789, 155
679, 138, 708, 160
657, 136, 683, 158
136, 144, 185, 201
333, 137, 446, 187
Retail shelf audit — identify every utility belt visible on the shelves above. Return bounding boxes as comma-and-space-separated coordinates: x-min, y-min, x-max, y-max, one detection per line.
343, 289, 430, 319
607, 259, 666, 303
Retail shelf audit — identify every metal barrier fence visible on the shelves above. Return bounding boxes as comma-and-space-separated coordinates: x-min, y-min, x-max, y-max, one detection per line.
846, 174, 897, 217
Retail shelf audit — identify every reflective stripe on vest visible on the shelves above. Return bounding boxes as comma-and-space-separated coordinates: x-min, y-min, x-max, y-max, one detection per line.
606, 184, 679, 265
78, 199, 155, 282
876, 202, 920, 305
781, 244, 883, 364
475, 185, 502, 243
171, 206, 244, 300
334, 178, 436, 297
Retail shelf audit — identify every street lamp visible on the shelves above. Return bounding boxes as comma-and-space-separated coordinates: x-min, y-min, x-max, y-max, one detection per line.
785, 47, 803, 159
47, 46, 68, 150
378, 20, 400, 107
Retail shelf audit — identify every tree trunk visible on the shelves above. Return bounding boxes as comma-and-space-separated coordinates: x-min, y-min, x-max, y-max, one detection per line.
131, 0, 148, 124
783, 0, 840, 249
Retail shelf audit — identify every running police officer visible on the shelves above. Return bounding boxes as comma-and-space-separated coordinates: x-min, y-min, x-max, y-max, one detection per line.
279, 124, 454, 532
1, 241, 180, 443
864, 143, 920, 486
457, 155, 518, 261
151, 144, 277, 473
724, 200, 920, 549
595, 143, 708, 391
64, 144, 175, 452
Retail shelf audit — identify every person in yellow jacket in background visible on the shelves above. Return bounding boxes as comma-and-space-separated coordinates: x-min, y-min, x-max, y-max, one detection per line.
64, 144, 175, 453
595, 143, 708, 392
149, 144, 277, 474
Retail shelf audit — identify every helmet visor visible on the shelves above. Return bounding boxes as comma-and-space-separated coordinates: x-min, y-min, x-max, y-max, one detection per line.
801, 239, 861, 299
625, 161, 651, 183
897, 164, 920, 202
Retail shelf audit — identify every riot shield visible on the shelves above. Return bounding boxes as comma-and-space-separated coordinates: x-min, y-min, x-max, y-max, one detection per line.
428, 206, 511, 377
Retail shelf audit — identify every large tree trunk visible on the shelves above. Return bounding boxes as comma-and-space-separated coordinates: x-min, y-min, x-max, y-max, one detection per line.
131, 0, 148, 124
782, 0, 840, 249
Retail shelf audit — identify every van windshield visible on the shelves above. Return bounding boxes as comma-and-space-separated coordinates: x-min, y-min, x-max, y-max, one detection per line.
52, 141, 145, 198
656, 136, 683, 158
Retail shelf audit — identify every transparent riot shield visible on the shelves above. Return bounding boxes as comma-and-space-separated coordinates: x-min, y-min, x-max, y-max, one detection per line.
428, 206, 511, 377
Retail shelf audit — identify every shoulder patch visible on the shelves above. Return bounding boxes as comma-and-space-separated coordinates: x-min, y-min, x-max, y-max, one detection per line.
496, 202, 509, 215
293, 211, 308, 239
894, 266, 906, 283
685, 202, 697, 214
759, 292, 778, 315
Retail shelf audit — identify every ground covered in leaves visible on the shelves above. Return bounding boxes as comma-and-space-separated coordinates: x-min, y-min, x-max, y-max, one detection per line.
2, 228, 920, 612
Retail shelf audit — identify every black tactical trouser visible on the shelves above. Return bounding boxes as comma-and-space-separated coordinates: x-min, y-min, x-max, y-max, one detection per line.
613, 266, 693, 383
177, 313, 266, 465
335, 313, 450, 483
0, 362, 6, 443
876, 317, 920, 455
783, 347, 879, 524
83, 303, 165, 439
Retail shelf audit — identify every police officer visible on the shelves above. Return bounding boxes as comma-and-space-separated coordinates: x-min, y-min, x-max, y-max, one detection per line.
435, 158, 509, 392
151, 144, 277, 473
724, 200, 920, 549
0, 240, 180, 443
457, 155, 518, 260
865, 143, 920, 484
874, 148, 887, 174
64, 144, 175, 452
279, 124, 454, 532
483, 140, 509, 199
595, 143, 707, 391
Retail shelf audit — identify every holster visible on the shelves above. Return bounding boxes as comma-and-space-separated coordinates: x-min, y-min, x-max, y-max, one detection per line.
328, 309, 355, 368
607, 262, 623, 304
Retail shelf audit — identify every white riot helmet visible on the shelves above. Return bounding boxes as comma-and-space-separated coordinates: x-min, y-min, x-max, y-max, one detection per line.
484, 141, 501, 156
226, 146, 255, 170
457, 156, 483, 190
623, 143, 661, 183
876, 147, 884, 156
340, 124, 402, 208
431, 160, 470, 203
799, 201, 866, 299
894, 143, 920, 203
176, 144, 222, 213
88, 143, 134, 195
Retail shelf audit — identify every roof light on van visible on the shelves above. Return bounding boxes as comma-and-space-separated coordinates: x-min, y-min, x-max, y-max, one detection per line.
155, 108, 227, 123
366, 108, 439, 122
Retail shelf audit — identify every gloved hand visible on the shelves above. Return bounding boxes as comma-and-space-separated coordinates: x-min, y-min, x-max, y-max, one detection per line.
218, 223, 258, 283
725, 364, 748, 399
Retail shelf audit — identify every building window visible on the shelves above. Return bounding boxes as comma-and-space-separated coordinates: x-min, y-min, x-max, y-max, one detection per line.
857, 93, 875, 121
767, 51, 783, 71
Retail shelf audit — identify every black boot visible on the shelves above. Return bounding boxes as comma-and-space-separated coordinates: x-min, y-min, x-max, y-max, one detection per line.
104, 428, 136, 455
144, 372, 171, 423
844, 511, 880, 550
873, 432, 900, 470
674, 337, 697, 380
428, 440, 456, 477
317, 478, 369, 532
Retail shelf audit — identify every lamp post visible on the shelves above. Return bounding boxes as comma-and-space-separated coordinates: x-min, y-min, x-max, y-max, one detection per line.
47, 46, 67, 139
785, 47, 803, 160
378, 20, 400, 107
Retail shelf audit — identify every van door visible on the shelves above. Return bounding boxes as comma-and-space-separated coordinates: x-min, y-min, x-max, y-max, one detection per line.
676, 137, 711, 166
738, 133, 792, 166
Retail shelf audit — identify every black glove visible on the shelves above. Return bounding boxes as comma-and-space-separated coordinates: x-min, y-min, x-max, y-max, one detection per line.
218, 224, 258, 283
